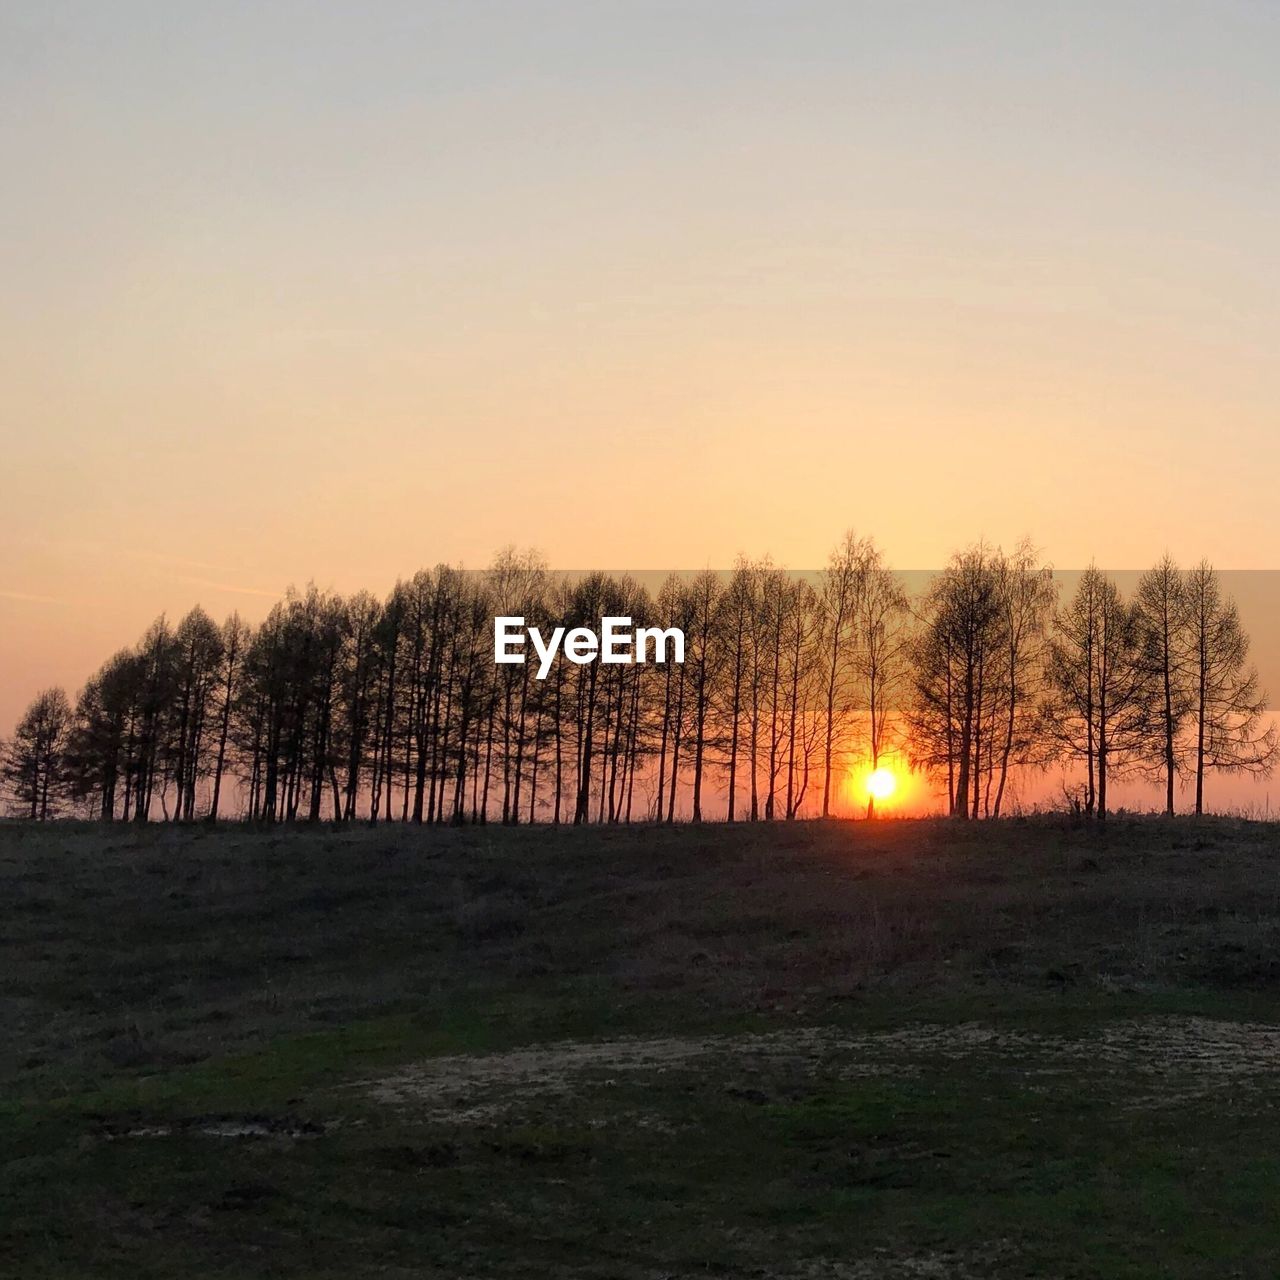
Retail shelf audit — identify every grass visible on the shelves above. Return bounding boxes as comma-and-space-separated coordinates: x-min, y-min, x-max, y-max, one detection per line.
4, 815, 1280, 1276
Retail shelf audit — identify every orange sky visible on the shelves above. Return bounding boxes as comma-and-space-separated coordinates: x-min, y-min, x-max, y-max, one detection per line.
4, 2, 1280, 747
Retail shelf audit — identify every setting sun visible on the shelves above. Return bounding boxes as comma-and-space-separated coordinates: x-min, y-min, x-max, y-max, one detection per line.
866, 767, 898, 801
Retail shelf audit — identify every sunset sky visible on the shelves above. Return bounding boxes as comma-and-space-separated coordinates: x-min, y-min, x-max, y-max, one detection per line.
4, 1, 1280, 735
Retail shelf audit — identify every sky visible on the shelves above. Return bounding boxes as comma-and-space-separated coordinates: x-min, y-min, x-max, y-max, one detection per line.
3, 0, 1280, 735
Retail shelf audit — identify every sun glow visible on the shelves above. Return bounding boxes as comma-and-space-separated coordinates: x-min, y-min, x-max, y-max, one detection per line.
866, 767, 898, 801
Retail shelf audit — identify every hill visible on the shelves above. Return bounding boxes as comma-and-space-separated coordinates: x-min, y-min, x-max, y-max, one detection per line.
4, 817, 1280, 1277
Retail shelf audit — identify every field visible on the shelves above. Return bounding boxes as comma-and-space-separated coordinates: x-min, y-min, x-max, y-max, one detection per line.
5, 816, 1280, 1278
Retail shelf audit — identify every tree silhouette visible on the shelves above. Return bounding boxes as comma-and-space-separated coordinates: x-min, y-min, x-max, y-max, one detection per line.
5, 542, 1275, 825
1044, 567, 1154, 821
3, 688, 72, 819
1183, 562, 1277, 813
1134, 557, 1192, 816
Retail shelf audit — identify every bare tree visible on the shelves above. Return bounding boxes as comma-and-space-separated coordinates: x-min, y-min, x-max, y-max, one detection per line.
208, 613, 249, 821
819, 532, 864, 817
3, 688, 72, 819
989, 543, 1056, 817
781, 578, 822, 819
684, 570, 725, 823
1134, 557, 1192, 815
1043, 567, 1154, 821
717, 561, 755, 821
17, 532, 1279, 826
654, 574, 694, 822
168, 607, 224, 821
907, 547, 1004, 819
66, 650, 140, 820
850, 543, 911, 817
1183, 562, 1277, 814
739, 559, 779, 821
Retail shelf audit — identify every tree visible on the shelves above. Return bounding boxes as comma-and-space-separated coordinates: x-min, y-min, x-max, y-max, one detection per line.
654, 573, 694, 822
1183, 562, 1277, 813
131, 617, 179, 822
168, 607, 224, 821
851, 543, 911, 818
3, 688, 72, 819
684, 570, 725, 823
780, 578, 822, 819
487, 549, 548, 825
819, 532, 865, 817
907, 547, 1005, 819
988, 543, 1056, 818
1043, 567, 1154, 821
717, 561, 755, 821
208, 614, 249, 821
908, 544, 1054, 819
66, 649, 141, 820
738, 559, 780, 822
1134, 557, 1192, 815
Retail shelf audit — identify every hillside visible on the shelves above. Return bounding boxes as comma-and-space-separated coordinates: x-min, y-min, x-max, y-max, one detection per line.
5, 817, 1280, 1278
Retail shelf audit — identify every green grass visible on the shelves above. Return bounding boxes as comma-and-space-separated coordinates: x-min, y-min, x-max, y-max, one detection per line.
4, 816, 1280, 1277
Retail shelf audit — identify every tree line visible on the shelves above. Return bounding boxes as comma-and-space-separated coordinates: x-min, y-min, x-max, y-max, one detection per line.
2, 541, 1274, 824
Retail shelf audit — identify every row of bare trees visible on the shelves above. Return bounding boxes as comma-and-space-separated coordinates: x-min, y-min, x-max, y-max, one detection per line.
3, 542, 1274, 823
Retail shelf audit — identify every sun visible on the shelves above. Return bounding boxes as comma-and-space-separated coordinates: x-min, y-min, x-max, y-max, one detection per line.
866, 767, 897, 801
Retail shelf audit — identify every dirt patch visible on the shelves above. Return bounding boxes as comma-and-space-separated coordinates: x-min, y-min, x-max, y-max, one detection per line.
365, 1016, 1280, 1122
103, 1114, 330, 1140
365, 1027, 902, 1120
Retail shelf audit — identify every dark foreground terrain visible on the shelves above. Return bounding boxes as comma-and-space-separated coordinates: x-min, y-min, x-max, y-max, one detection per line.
5, 817, 1280, 1278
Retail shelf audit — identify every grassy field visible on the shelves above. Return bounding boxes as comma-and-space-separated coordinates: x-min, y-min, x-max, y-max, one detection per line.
4, 816, 1280, 1278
